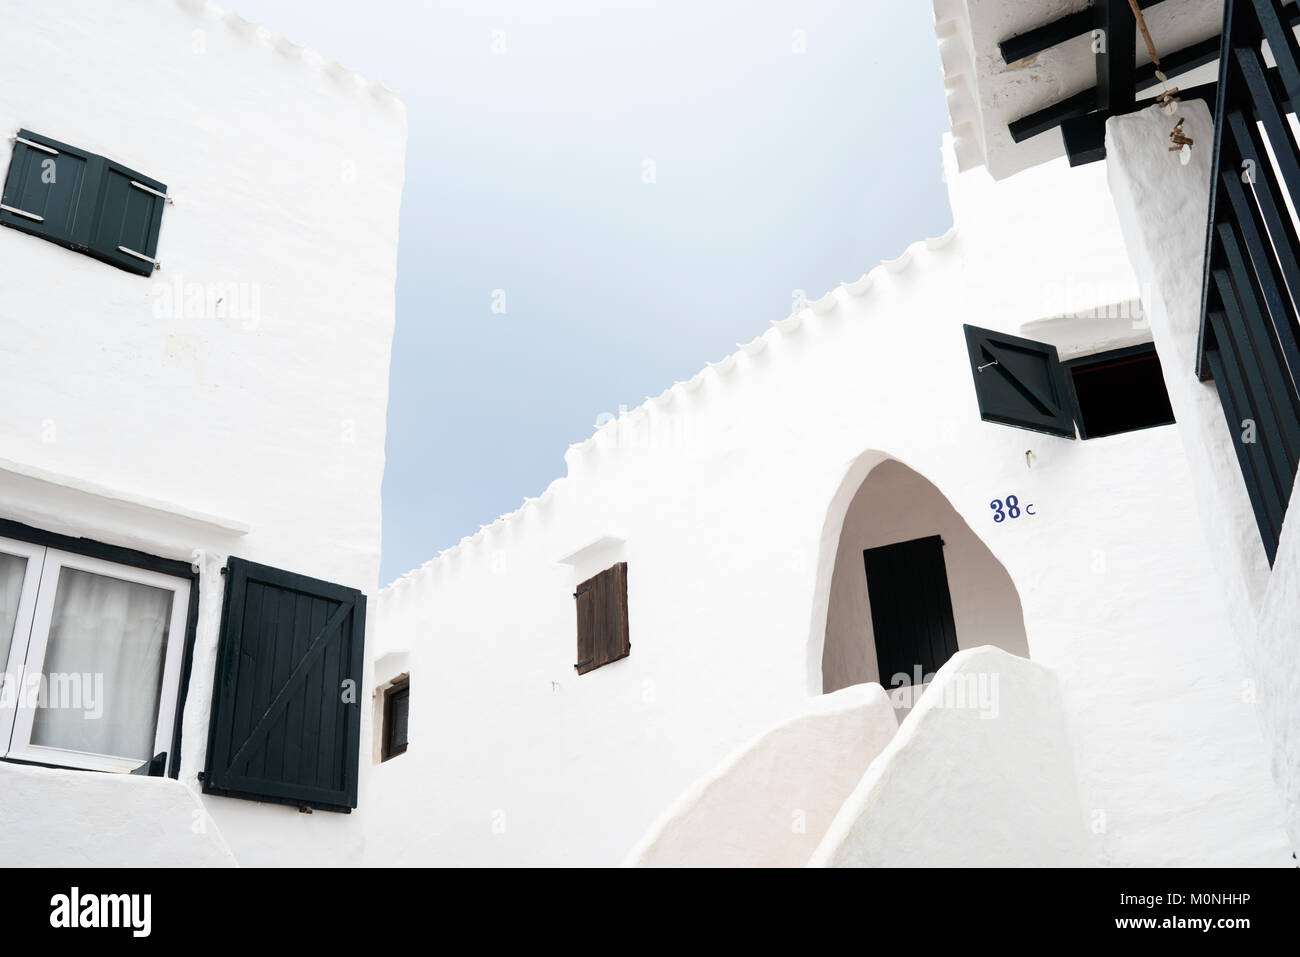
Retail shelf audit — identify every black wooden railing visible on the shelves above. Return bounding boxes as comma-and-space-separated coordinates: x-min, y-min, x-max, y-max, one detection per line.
1199, 0, 1300, 565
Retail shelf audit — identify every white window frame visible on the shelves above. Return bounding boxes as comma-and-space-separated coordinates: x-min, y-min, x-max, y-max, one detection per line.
0, 537, 191, 774
0, 536, 47, 752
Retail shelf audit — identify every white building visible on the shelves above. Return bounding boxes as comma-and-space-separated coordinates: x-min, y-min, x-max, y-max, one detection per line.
374, 0, 1300, 867
0, 0, 405, 866
3, 0, 1297, 870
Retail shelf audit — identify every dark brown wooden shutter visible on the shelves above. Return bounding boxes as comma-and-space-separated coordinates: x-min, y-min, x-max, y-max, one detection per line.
573, 562, 630, 675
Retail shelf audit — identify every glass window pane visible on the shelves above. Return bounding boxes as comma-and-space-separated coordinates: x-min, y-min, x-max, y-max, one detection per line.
390, 688, 409, 750
31, 566, 173, 762
0, 551, 28, 680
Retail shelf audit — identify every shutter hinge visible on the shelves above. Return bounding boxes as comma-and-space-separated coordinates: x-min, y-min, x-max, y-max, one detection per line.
11, 135, 57, 155
117, 245, 161, 270
1, 203, 43, 222
574, 657, 594, 671
129, 179, 173, 204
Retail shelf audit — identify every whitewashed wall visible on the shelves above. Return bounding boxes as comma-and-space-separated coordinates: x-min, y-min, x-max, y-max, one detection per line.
811, 647, 1092, 867
0, 0, 406, 866
375, 140, 1290, 866
625, 683, 898, 868
1108, 102, 1300, 855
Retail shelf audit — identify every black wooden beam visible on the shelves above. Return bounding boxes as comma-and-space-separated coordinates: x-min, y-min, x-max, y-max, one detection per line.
1097, 0, 1137, 111
1009, 6, 1300, 144
1057, 66, 1297, 168
999, 0, 1162, 65
1060, 79, 1220, 166
1009, 34, 1221, 143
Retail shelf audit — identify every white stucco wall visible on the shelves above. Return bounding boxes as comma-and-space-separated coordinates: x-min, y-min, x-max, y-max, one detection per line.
374, 138, 1289, 866
0, 0, 405, 866
0, 760, 236, 866
810, 647, 1091, 867
1107, 102, 1300, 855
625, 683, 897, 868
822, 458, 1028, 693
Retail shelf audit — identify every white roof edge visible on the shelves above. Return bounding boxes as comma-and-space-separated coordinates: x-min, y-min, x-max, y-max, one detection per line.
0, 455, 251, 536
176, 0, 405, 111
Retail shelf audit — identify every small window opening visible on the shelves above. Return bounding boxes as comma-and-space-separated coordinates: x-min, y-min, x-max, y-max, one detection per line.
1066, 344, 1176, 439
381, 676, 409, 762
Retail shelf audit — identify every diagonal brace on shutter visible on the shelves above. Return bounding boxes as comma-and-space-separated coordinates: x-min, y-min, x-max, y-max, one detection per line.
226, 597, 354, 772
979, 342, 1064, 415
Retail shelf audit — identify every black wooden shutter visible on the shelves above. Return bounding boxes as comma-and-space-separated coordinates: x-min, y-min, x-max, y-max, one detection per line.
0, 130, 101, 249
963, 324, 1077, 438
573, 562, 630, 675
87, 161, 167, 276
0, 129, 165, 277
203, 557, 366, 811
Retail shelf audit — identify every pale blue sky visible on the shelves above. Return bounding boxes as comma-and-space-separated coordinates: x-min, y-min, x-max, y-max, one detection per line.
229, 0, 954, 583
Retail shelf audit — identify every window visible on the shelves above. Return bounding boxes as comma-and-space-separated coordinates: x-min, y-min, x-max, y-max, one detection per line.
203, 557, 366, 812
573, 562, 630, 675
380, 676, 409, 762
964, 325, 1175, 440
1063, 344, 1175, 439
0, 129, 168, 276
0, 534, 191, 774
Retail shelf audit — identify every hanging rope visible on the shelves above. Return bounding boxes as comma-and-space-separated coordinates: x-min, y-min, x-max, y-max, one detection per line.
1125, 0, 1189, 155
1127, 0, 1167, 83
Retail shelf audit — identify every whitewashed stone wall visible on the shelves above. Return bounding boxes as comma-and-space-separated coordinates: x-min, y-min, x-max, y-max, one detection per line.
811, 647, 1091, 867
1107, 101, 1300, 855
0, 0, 405, 866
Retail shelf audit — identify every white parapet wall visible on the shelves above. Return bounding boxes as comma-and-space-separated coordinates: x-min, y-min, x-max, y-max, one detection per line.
810, 647, 1090, 868
0, 761, 236, 867
624, 683, 898, 868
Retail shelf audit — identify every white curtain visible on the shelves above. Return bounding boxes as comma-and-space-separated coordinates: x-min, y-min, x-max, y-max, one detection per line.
0, 552, 28, 681
31, 567, 173, 762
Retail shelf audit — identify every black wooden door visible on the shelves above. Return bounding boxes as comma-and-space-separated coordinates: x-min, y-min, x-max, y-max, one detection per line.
863, 535, 959, 686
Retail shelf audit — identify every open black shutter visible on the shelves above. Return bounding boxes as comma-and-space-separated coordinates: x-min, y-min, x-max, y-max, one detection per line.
203, 557, 366, 812
573, 562, 630, 675
963, 324, 1077, 438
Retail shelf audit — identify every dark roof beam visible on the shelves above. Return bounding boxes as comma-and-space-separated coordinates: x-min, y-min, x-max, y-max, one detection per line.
999, 0, 1163, 65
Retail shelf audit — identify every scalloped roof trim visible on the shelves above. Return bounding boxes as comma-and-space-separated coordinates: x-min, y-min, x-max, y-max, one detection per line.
178, 0, 404, 110
382, 226, 957, 590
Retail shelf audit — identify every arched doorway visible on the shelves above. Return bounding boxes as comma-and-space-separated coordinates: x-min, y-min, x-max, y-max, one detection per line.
819, 458, 1028, 700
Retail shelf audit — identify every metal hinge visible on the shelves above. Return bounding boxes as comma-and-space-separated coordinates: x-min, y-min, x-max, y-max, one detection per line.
0, 203, 43, 222
117, 245, 160, 270
574, 657, 594, 671
130, 180, 173, 204
12, 135, 56, 156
